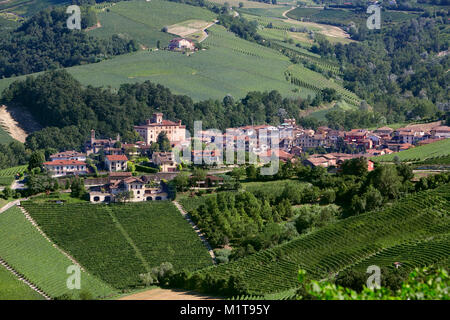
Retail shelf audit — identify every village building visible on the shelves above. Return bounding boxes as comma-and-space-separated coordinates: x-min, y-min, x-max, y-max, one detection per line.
44, 160, 88, 177
168, 38, 196, 51
50, 151, 86, 162
134, 113, 186, 146
105, 154, 128, 172
431, 126, 450, 138
152, 152, 177, 172
89, 174, 168, 203
85, 130, 120, 155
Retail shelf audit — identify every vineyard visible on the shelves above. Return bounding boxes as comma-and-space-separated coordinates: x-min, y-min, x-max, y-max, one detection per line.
0, 206, 115, 299
22, 201, 213, 289
286, 64, 361, 106
187, 184, 450, 296
375, 139, 450, 162
0, 165, 26, 186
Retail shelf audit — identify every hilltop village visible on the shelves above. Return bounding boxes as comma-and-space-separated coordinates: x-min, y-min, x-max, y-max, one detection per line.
36, 112, 450, 203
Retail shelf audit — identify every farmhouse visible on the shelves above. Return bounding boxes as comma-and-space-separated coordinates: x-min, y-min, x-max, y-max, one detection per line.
152, 152, 178, 172
89, 174, 168, 203
134, 113, 186, 145
168, 38, 196, 51
44, 160, 88, 177
85, 129, 120, 155
105, 154, 128, 172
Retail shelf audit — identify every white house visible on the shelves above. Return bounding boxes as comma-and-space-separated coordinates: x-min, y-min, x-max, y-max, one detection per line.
44, 160, 87, 177
105, 155, 128, 172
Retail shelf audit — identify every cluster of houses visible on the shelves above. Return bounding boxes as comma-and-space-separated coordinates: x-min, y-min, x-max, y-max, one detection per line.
43, 112, 450, 203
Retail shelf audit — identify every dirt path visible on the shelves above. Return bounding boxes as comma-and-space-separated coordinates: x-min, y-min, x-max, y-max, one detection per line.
85, 21, 102, 32
119, 288, 219, 300
173, 201, 216, 264
282, 6, 351, 39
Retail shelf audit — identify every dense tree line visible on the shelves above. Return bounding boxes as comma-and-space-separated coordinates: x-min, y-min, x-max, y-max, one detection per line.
0, 8, 138, 78
1, 70, 327, 152
311, 15, 449, 124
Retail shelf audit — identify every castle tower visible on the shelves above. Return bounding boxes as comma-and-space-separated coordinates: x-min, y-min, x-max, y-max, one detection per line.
152, 113, 163, 124
91, 129, 96, 146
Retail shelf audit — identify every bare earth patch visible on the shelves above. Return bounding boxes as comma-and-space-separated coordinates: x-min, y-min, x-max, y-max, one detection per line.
0, 105, 41, 143
282, 7, 351, 40
119, 288, 220, 300
167, 20, 217, 42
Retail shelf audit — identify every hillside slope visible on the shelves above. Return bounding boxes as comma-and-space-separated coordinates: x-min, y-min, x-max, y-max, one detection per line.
182, 184, 450, 296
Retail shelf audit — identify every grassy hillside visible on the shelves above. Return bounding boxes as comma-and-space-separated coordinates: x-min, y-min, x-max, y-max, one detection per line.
0, 0, 67, 17
23, 201, 213, 289
0, 266, 45, 300
187, 184, 450, 296
90, 0, 216, 48
375, 139, 450, 162
0, 24, 319, 101
0, 126, 14, 144
0, 165, 26, 187
0, 206, 115, 299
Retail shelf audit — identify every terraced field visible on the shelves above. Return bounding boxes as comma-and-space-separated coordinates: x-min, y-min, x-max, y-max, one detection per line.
189, 184, 450, 295
0, 206, 115, 299
375, 139, 450, 163
23, 201, 213, 290
286, 64, 361, 105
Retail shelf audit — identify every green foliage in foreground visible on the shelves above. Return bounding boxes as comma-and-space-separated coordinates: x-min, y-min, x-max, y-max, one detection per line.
23, 201, 213, 289
0, 265, 45, 300
0, 206, 115, 299
295, 267, 449, 300
168, 184, 450, 296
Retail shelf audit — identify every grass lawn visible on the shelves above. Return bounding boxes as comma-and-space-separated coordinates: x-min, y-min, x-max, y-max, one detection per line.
0, 266, 45, 300
0, 126, 14, 144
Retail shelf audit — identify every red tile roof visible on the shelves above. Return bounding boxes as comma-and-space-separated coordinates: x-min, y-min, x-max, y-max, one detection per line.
44, 160, 86, 166
106, 155, 128, 161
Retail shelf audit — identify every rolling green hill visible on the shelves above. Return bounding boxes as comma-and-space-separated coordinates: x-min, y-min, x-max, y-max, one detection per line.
0, 24, 319, 101
23, 201, 213, 289
180, 184, 450, 296
375, 139, 450, 163
90, 0, 216, 48
0, 127, 13, 144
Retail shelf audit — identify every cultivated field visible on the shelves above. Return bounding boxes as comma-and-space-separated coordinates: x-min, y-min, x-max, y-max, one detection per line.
0, 24, 318, 101
0, 206, 115, 299
375, 139, 450, 162
188, 184, 450, 296
0, 0, 67, 17
90, 0, 216, 48
23, 201, 213, 290
0, 165, 26, 186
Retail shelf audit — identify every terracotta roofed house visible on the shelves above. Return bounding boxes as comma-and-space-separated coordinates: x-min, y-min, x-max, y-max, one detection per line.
105, 154, 128, 172
44, 160, 87, 177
